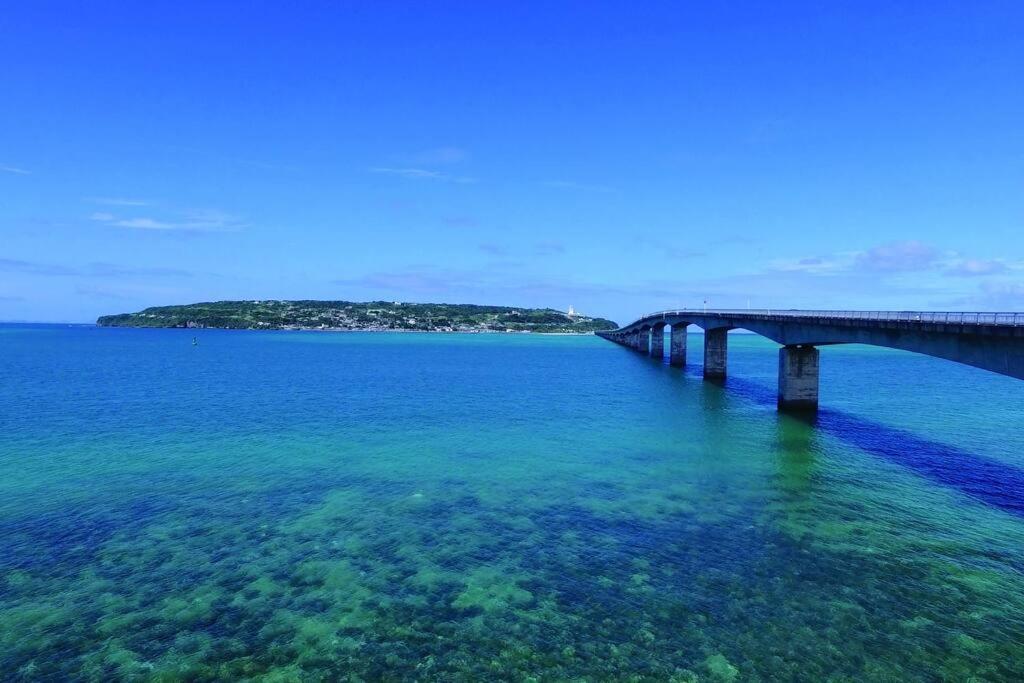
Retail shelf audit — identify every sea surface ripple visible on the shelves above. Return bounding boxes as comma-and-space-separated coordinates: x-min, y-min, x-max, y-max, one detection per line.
1, 325, 1023, 681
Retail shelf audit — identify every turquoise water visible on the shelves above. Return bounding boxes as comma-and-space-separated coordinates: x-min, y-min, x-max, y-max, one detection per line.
2, 325, 1023, 681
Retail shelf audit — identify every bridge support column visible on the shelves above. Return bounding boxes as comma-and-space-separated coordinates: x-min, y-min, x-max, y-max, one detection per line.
633, 330, 643, 351
703, 328, 728, 378
670, 324, 687, 367
650, 324, 665, 358
778, 345, 819, 412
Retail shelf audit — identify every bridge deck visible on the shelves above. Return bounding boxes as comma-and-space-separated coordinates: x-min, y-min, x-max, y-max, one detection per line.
612, 309, 1024, 331
598, 308, 1024, 410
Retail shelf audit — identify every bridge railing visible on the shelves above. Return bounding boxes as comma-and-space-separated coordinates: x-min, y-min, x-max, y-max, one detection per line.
632, 309, 1024, 328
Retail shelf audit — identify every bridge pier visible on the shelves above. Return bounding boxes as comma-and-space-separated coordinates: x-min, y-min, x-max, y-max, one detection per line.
650, 324, 665, 358
602, 307, 1024, 411
670, 324, 687, 367
703, 328, 728, 378
778, 345, 819, 411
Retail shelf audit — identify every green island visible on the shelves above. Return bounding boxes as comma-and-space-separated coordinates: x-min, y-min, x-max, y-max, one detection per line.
96, 300, 618, 333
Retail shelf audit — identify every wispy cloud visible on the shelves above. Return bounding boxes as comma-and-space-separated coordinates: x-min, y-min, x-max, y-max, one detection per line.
0, 258, 75, 276
91, 208, 244, 233
771, 241, 940, 276
373, 146, 474, 184
745, 240, 1024, 311
334, 267, 482, 294
944, 258, 1009, 277
941, 281, 1024, 309
769, 253, 856, 275
403, 147, 468, 165
710, 233, 761, 247
87, 197, 151, 207
87, 262, 193, 278
533, 241, 566, 256
853, 240, 939, 273
478, 243, 509, 257
114, 218, 178, 230
371, 167, 443, 180
476, 241, 566, 258
0, 258, 192, 279
976, 281, 1024, 306
441, 215, 481, 228
332, 264, 675, 304
542, 180, 614, 193
73, 281, 191, 304
654, 265, 954, 313
370, 167, 477, 184
634, 237, 705, 260
773, 241, 1020, 282
0, 165, 31, 175
73, 286, 132, 301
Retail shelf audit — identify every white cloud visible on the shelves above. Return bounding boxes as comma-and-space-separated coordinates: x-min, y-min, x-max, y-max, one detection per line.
853, 240, 939, 272
87, 197, 151, 206
542, 180, 614, 193
944, 258, 1009, 277
0, 165, 31, 175
768, 254, 855, 275
634, 236, 706, 260
370, 167, 477, 184
774, 242, 1024, 283
0, 258, 191, 278
943, 281, 1024, 309
91, 207, 244, 232
114, 218, 177, 230
404, 147, 468, 165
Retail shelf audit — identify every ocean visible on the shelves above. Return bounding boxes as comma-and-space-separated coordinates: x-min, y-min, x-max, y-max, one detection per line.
1, 324, 1022, 680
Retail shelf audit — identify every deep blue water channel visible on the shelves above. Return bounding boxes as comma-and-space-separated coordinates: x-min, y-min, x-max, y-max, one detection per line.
1, 324, 1023, 681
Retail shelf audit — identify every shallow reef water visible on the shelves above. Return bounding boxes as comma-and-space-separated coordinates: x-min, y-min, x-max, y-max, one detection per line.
1, 325, 1023, 680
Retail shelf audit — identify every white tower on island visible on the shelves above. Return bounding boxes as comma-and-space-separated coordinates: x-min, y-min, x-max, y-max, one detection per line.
567, 305, 577, 317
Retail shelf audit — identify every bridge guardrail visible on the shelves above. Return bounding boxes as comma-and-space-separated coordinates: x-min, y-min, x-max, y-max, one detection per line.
626, 309, 1024, 330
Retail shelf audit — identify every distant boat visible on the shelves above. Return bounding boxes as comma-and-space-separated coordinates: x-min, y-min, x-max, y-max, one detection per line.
192, 337, 199, 346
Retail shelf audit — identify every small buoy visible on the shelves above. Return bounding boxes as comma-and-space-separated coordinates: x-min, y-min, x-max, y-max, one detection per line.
192, 336, 199, 346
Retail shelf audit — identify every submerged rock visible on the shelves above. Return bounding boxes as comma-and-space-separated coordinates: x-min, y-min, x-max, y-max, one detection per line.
705, 653, 739, 682
451, 567, 534, 613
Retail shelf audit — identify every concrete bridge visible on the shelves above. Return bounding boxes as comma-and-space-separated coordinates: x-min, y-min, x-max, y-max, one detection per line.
597, 310, 1024, 411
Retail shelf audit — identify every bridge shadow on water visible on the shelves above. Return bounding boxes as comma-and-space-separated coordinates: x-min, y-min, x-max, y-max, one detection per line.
626, 350, 1024, 516
709, 372, 1024, 517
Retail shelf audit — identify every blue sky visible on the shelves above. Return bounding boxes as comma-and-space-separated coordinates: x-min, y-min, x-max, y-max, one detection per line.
1, 1, 1022, 324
